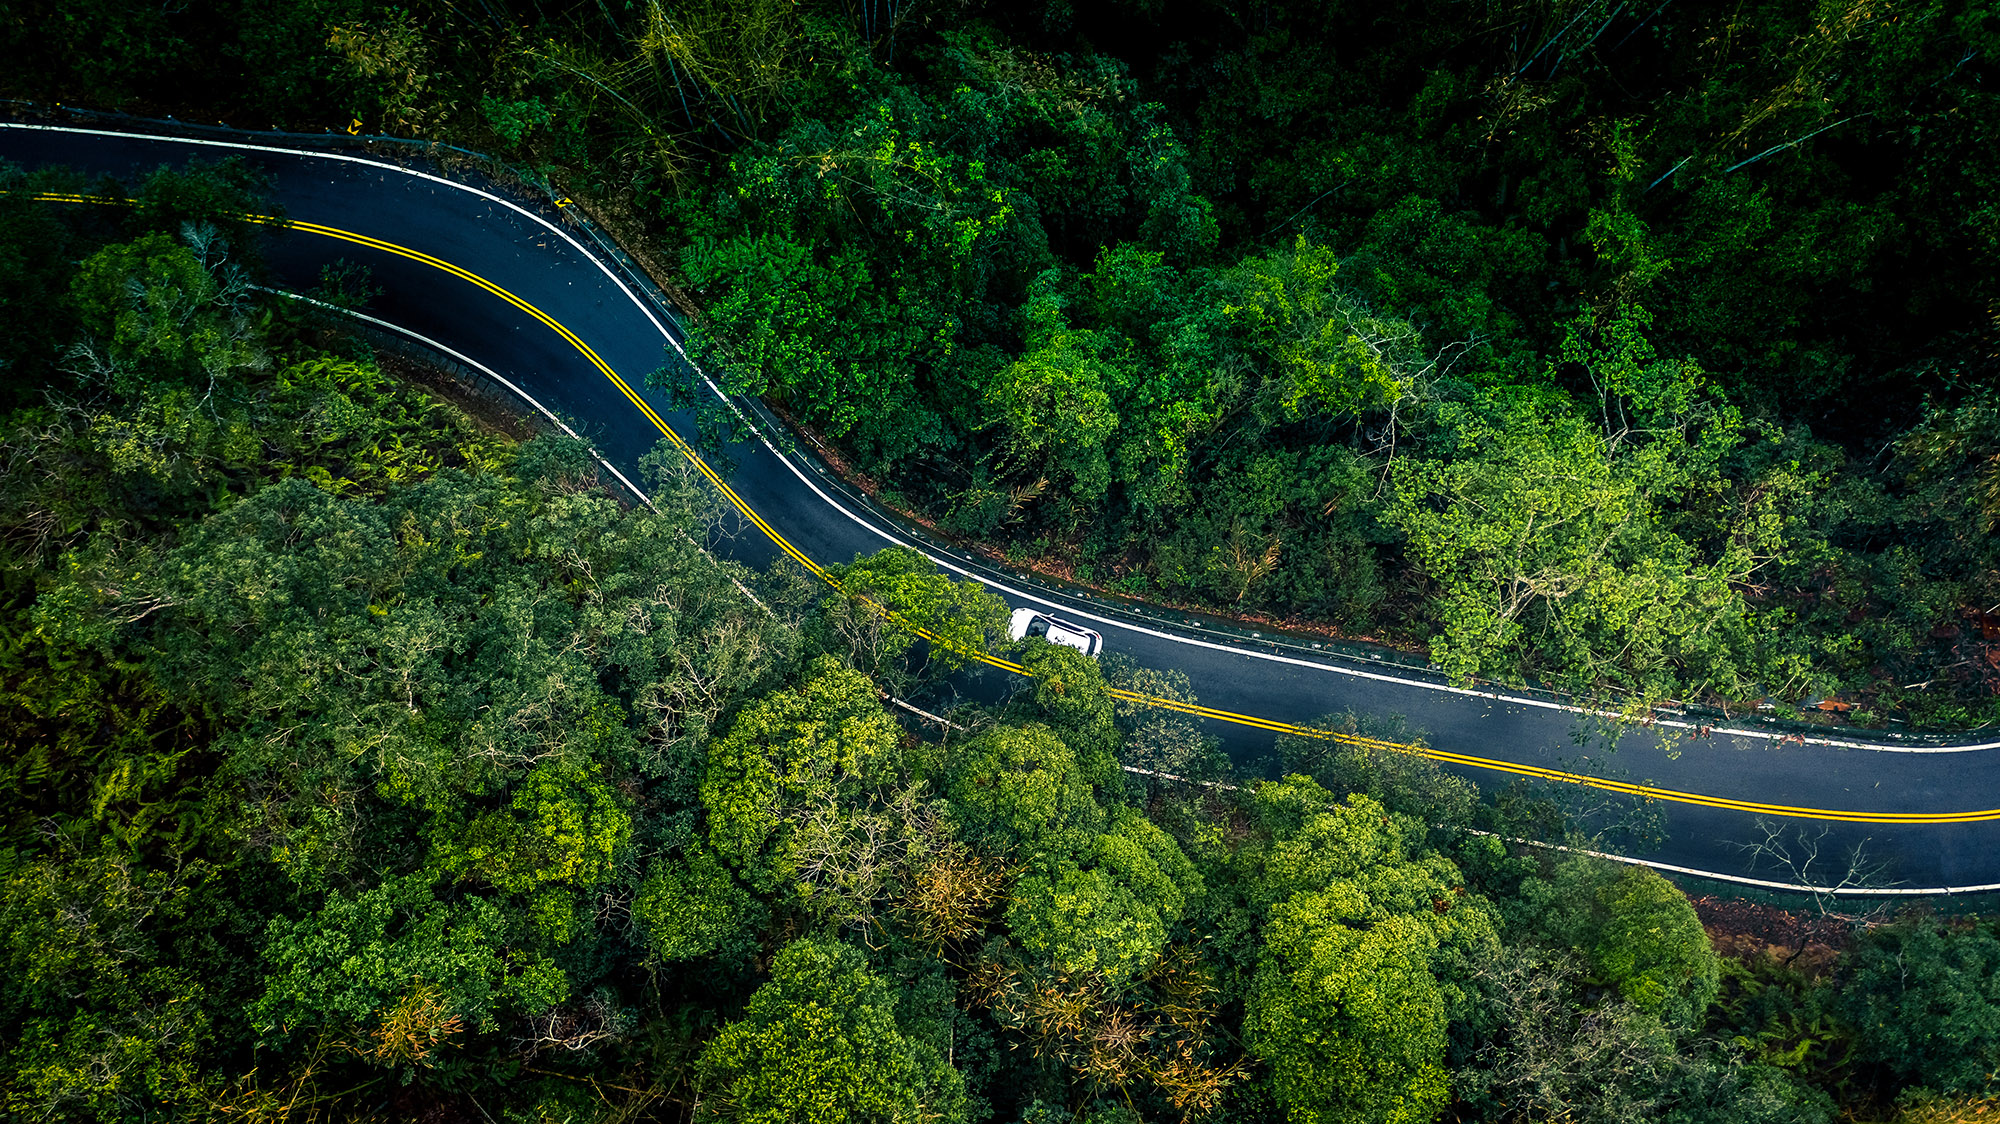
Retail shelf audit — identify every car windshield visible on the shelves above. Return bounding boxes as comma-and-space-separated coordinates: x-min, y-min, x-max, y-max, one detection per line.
1026, 617, 1050, 638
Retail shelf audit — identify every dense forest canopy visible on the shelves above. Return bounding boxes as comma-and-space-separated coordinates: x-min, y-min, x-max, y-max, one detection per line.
5, 2, 2000, 1123
7, 0, 1999, 724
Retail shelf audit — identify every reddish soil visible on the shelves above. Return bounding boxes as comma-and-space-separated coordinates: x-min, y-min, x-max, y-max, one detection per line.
1691, 893, 1858, 976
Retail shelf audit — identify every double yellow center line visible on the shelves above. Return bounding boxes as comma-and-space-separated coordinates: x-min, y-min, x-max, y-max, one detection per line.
32, 191, 2000, 827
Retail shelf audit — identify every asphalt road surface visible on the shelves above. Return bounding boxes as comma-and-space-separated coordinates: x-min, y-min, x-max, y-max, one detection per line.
9, 120, 2000, 895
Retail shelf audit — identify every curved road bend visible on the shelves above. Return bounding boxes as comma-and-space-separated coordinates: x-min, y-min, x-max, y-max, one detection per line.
8, 122, 2000, 894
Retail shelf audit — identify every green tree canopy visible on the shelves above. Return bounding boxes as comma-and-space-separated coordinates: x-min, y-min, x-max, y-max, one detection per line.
1385, 383, 1809, 708
1520, 857, 1722, 1030
1220, 238, 1415, 422
1005, 808, 1201, 986
1841, 917, 2000, 1094
1243, 779, 1499, 1124
249, 873, 553, 1045
982, 283, 1122, 515
632, 843, 765, 963
68, 228, 257, 395
812, 545, 1012, 695
944, 721, 1103, 858
700, 656, 902, 894
695, 937, 966, 1124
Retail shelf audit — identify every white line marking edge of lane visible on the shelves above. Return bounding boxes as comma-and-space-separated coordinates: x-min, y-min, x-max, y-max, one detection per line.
22, 122, 1999, 756
296, 287, 2000, 900
1481, 831, 2000, 898
0, 121, 677, 344
256, 288, 654, 506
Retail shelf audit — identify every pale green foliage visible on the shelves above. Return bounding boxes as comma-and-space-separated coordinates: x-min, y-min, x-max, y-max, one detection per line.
700, 656, 902, 893
0, 850, 211, 1121
633, 844, 763, 962
1095, 807, 1199, 923
4, 976, 210, 1124
1556, 305, 1705, 425
1384, 306, 1838, 708
1900, 385, 2000, 532
1, 849, 187, 1014
1277, 712, 1479, 829
1008, 861, 1169, 985
696, 937, 966, 1124
39, 443, 789, 886
1221, 237, 1413, 420
327, 7, 441, 133
1467, 945, 1834, 1124
1584, 205, 1672, 292
943, 722, 1104, 857
952, 683, 1202, 985
632, 0, 804, 124
1465, 947, 1683, 1124
1254, 779, 1498, 1013
1245, 779, 1500, 1124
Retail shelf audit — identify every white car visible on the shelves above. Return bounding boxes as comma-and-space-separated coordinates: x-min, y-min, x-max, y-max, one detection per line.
1008, 607, 1104, 658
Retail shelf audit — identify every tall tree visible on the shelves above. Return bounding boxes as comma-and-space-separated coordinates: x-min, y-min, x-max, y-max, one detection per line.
695, 937, 967, 1124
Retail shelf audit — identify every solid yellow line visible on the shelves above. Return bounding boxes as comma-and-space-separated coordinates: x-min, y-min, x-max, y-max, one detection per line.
28, 190, 1997, 826
1115, 688, 2000, 823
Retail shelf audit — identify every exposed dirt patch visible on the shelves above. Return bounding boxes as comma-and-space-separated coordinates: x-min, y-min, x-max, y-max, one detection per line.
1691, 893, 1857, 976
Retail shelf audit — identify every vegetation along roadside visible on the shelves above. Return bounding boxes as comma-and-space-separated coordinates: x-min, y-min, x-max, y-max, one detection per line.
5, 2, 2000, 1122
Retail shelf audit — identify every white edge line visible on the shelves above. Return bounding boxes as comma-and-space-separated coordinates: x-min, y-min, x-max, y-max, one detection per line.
250, 301, 2000, 900
28, 122, 1998, 756
160, 139, 2000, 895
1466, 830, 2000, 897
263, 287, 783, 617
0, 121, 677, 344
255, 287, 654, 506
746, 430, 2000, 754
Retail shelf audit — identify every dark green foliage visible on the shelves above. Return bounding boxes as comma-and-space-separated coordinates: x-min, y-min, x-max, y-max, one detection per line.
1277, 711, 1479, 832
633, 844, 764, 963
6, 4, 2000, 1121
1458, 947, 1836, 1124
249, 872, 528, 1041
14, 0, 1999, 718
1841, 917, 2000, 1094
0, 1, 369, 122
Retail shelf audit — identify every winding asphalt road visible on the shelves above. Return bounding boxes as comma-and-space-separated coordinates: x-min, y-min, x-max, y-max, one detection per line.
8, 121, 2000, 895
